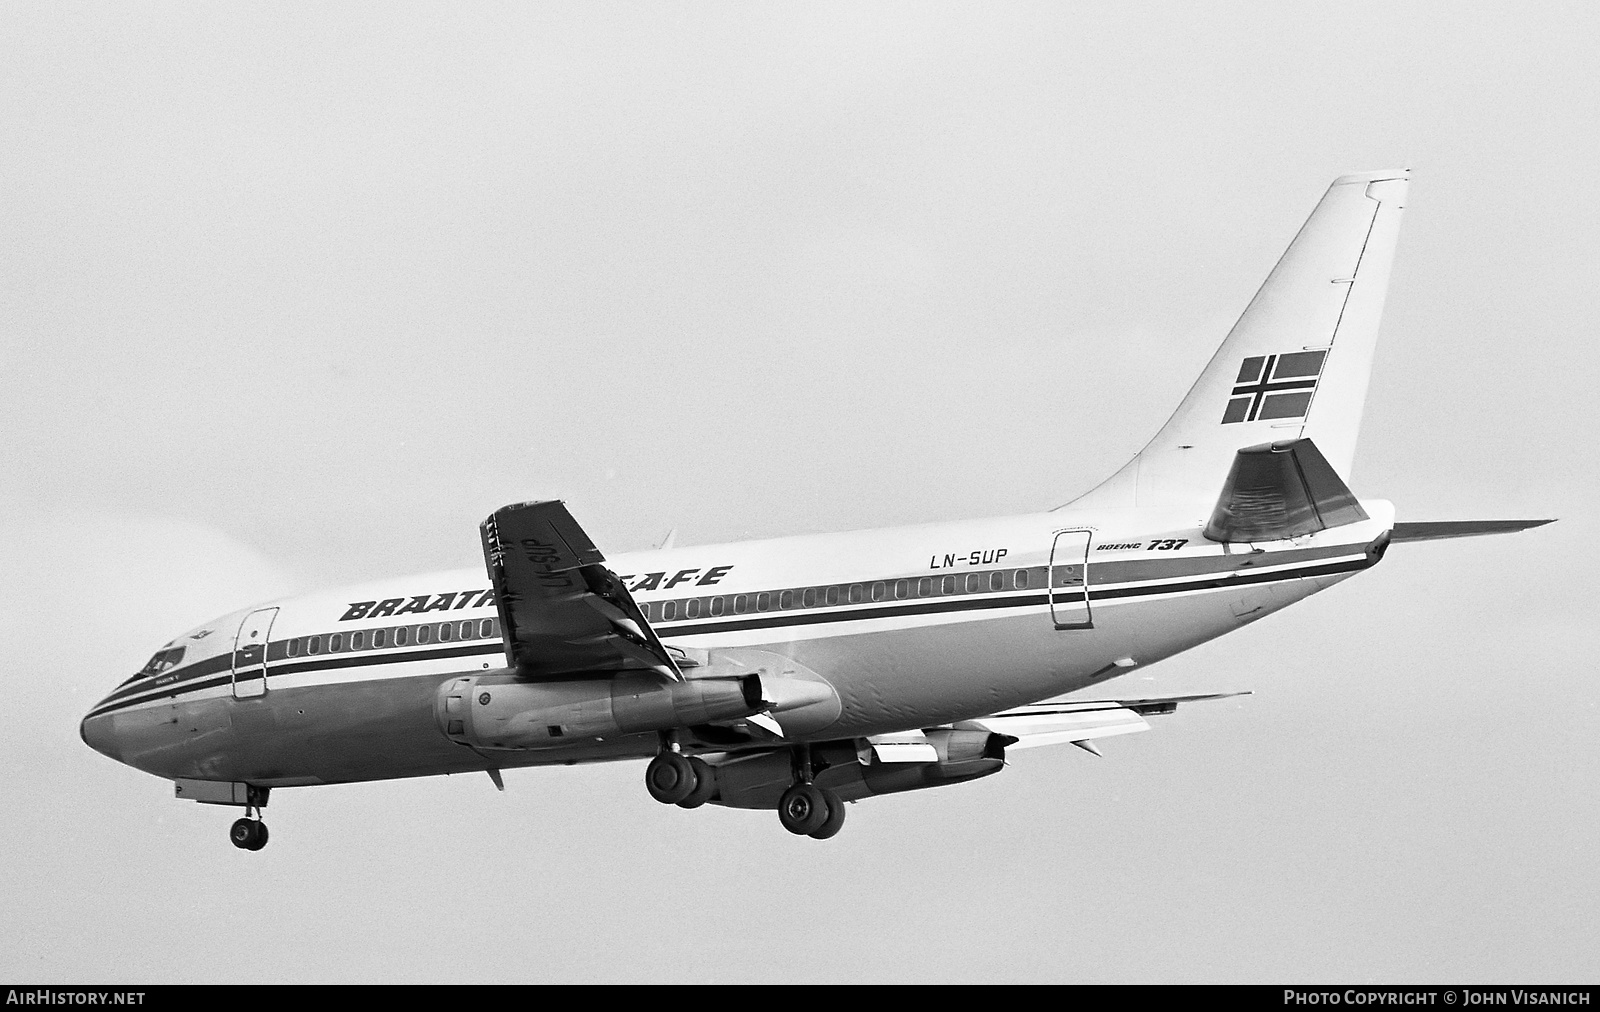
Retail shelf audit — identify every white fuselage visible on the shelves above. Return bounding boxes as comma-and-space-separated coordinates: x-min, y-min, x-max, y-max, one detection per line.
81, 500, 1395, 789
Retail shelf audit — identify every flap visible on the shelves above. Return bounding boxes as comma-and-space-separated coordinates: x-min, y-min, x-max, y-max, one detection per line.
866, 731, 940, 763
954, 692, 1249, 751
480, 501, 682, 680
956, 706, 1150, 750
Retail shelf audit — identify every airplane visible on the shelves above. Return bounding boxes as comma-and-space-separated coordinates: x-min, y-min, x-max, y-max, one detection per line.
80, 168, 1552, 850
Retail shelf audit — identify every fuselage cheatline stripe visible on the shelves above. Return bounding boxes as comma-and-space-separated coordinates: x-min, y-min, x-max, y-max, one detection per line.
88, 553, 1371, 719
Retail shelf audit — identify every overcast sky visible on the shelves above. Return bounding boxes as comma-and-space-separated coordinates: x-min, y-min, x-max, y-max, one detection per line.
3, 1, 1597, 983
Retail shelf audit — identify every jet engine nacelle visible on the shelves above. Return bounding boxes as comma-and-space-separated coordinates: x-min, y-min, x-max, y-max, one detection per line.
435, 672, 762, 750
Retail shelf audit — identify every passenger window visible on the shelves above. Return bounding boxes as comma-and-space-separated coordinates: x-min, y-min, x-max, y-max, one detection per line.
966, 573, 981, 593
351, 631, 365, 650
329, 633, 343, 652
438, 623, 452, 642
825, 586, 839, 606
286, 639, 299, 658
757, 592, 771, 612
459, 620, 473, 639
848, 584, 864, 604
990, 571, 1005, 592
734, 595, 748, 614
307, 636, 321, 656
802, 588, 817, 607
894, 579, 909, 599
420, 625, 434, 645
941, 576, 956, 595
480, 619, 495, 638
780, 590, 794, 609
663, 601, 678, 621
710, 597, 725, 617
394, 627, 409, 647
1015, 569, 1029, 590
686, 599, 701, 619
871, 582, 886, 602
918, 577, 931, 597
373, 629, 387, 648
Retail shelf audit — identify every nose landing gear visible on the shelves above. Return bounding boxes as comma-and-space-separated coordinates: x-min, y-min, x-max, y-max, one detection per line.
229, 807, 269, 851
173, 780, 272, 851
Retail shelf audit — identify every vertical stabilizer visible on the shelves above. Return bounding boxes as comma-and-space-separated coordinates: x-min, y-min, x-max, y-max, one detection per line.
1070, 170, 1409, 510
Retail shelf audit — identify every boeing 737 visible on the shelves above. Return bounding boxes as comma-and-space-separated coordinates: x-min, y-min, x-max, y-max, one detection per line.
80, 169, 1550, 850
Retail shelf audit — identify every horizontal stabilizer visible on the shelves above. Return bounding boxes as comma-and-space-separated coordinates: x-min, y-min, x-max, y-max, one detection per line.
1203, 437, 1367, 543
1390, 519, 1555, 542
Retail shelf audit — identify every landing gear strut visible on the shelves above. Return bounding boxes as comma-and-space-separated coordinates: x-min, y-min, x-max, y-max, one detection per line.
229, 806, 269, 851
778, 745, 846, 839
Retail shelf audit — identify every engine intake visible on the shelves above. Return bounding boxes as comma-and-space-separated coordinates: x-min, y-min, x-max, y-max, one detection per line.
435, 672, 762, 750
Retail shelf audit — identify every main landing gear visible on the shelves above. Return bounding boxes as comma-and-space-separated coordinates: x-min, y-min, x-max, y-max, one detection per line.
779, 744, 845, 840
230, 806, 269, 851
646, 739, 848, 839
778, 782, 846, 839
645, 749, 716, 809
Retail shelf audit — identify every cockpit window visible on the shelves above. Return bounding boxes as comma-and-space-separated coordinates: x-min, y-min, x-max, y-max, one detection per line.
126, 646, 186, 684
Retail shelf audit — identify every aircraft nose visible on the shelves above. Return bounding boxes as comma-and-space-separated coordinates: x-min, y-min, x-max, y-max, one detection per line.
80, 712, 122, 763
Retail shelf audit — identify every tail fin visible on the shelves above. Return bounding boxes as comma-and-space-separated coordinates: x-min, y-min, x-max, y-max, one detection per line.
1071, 169, 1410, 510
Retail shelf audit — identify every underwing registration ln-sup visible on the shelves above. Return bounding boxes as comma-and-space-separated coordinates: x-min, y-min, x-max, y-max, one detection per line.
82, 170, 1551, 850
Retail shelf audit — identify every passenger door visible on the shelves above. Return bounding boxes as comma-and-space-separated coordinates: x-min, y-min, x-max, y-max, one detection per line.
231, 607, 279, 699
1049, 530, 1093, 630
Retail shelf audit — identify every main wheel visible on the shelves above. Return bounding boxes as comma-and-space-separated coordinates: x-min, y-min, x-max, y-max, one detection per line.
778, 783, 828, 836
676, 757, 716, 809
808, 789, 846, 840
645, 752, 696, 805
229, 818, 261, 850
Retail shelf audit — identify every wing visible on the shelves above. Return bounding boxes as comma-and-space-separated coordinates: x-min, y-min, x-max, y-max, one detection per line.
480, 500, 682, 680
947, 691, 1249, 754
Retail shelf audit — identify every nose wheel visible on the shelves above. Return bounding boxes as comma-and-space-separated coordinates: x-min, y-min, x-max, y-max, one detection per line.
229, 809, 269, 851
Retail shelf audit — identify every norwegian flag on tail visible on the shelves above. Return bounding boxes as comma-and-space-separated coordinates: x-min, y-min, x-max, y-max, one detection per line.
1221, 350, 1327, 424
